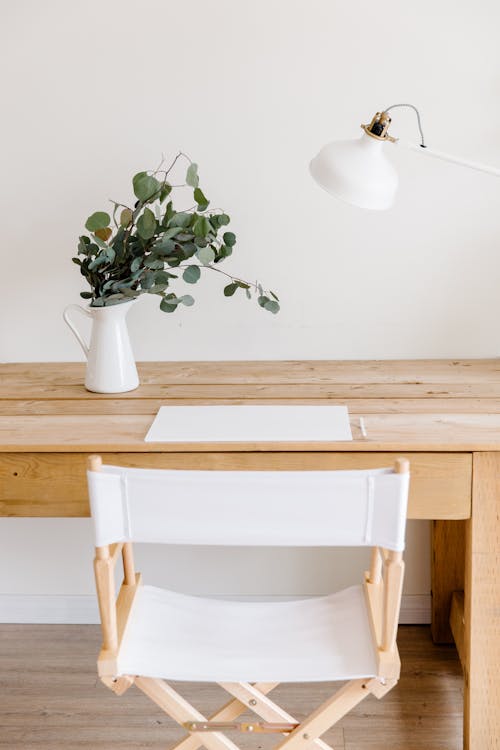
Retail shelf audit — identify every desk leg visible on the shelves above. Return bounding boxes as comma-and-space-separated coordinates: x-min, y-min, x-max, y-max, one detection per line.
464, 453, 500, 749
431, 520, 465, 643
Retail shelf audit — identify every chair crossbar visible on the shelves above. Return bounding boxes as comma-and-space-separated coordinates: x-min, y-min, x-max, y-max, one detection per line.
220, 683, 334, 750
171, 683, 279, 750
171, 682, 279, 750
185, 722, 299, 734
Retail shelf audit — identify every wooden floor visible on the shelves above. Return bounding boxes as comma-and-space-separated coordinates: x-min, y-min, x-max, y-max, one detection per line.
0, 625, 462, 749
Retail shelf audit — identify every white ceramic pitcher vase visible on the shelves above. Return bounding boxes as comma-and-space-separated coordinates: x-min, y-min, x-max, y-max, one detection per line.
63, 300, 139, 393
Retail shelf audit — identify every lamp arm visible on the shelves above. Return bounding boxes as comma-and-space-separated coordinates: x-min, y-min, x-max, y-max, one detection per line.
384, 103, 426, 146
382, 103, 500, 177
401, 140, 500, 178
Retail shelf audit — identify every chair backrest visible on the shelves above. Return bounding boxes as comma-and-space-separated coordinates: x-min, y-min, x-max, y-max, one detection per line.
87, 460, 409, 551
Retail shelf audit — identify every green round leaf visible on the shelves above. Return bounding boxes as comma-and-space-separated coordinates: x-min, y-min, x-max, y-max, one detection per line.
160, 294, 179, 313
186, 162, 199, 188
78, 238, 91, 255
264, 299, 280, 314
85, 212, 111, 231
162, 226, 183, 240
183, 265, 201, 284
224, 282, 238, 297
154, 239, 175, 256
120, 208, 133, 227
218, 244, 232, 258
178, 294, 195, 306
223, 231, 236, 247
159, 184, 172, 202
133, 172, 161, 202
130, 257, 142, 272
136, 208, 157, 240
169, 212, 192, 228
182, 242, 197, 258
88, 254, 108, 271
196, 246, 215, 265
193, 187, 209, 211
141, 271, 156, 289
144, 258, 164, 269
154, 270, 172, 285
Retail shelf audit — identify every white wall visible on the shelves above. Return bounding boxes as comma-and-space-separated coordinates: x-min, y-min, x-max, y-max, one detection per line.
2, 0, 499, 622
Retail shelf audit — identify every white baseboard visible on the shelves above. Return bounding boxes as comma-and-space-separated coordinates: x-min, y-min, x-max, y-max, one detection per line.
0, 593, 431, 625
399, 595, 431, 624
0, 595, 100, 624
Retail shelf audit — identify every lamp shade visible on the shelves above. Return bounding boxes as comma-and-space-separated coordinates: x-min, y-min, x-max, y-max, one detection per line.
309, 132, 398, 210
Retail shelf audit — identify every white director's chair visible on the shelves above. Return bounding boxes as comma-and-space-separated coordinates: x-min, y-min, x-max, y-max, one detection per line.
87, 456, 410, 748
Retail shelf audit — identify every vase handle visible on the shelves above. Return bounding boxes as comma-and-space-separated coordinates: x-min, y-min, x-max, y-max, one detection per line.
63, 304, 92, 358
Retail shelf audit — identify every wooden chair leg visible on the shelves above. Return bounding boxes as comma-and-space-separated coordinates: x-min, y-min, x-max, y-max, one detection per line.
94, 546, 118, 652
128, 675, 395, 750
274, 680, 368, 750
171, 683, 279, 750
135, 677, 241, 750
101, 674, 135, 695
364, 677, 397, 699
220, 683, 334, 750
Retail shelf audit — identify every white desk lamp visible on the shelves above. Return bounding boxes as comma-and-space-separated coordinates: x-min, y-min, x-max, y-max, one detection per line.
310, 103, 500, 209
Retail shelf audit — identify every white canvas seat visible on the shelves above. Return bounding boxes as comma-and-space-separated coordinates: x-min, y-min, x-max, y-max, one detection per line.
117, 584, 378, 682
87, 455, 410, 749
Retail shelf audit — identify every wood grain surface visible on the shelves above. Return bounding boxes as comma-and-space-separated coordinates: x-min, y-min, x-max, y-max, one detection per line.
0, 451, 471, 518
0, 624, 462, 749
1, 360, 500, 452
464, 453, 500, 747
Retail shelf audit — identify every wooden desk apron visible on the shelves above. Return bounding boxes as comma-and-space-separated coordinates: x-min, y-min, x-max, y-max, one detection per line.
0, 360, 499, 749
0, 450, 472, 518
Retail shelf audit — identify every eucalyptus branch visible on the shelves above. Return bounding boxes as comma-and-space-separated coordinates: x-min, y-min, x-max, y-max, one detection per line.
153, 153, 166, 174
177, 263, 260, 292
110, 199, 133, 229
164, 151, 190, 177
109, 199, 133, 211
74, 154, 279, 314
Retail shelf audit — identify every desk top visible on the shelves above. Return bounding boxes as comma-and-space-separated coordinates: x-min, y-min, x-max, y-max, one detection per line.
1, 360, 499, 452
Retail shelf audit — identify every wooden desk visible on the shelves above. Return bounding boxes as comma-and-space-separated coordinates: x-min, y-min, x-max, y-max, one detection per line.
0, 360, 498, 749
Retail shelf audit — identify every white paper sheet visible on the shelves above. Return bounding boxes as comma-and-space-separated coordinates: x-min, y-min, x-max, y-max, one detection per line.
144, 405, 352, 442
